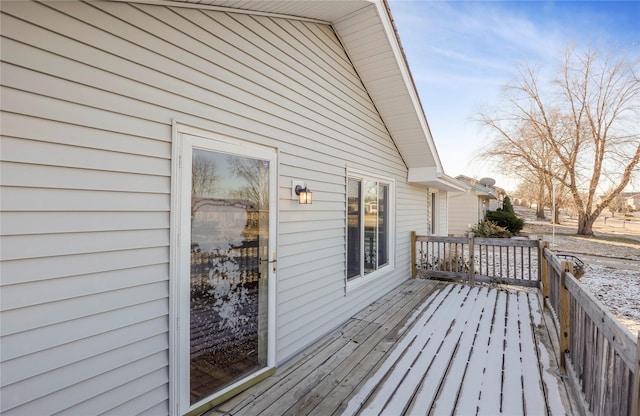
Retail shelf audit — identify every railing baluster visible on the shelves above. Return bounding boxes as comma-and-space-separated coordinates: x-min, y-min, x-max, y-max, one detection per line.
485, 245, 489, 277
468, 233, 475, 285
492, 245, 496, 277
527, 246, 531, 280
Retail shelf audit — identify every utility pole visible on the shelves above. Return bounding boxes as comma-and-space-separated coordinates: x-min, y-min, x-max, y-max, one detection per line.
552, 183, 556, 247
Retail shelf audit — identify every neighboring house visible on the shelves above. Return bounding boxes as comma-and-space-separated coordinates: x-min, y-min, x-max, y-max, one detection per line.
448, 176, 498, 236
598, 191, 640, 213
0, 1, 465, 415
489, 186, 506, 211
623, 192, 640, 211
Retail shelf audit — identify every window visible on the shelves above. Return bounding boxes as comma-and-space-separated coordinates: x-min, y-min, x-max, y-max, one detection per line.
347, 173, 393, 282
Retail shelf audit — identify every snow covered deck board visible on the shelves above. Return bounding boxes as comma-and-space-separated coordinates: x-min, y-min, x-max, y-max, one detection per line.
208, 279, 574, 415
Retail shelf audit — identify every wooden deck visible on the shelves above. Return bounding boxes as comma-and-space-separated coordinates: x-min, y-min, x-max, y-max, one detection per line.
206, 279, 576, 415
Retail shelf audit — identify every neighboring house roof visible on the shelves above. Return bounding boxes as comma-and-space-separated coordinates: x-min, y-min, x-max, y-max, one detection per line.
468, 184, 498, 199
455, 175, 498, 199
154, 0, 466, 192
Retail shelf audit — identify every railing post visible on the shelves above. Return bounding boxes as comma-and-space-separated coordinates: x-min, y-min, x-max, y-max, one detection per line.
411, 231, 417, 279
540, 240, 549, 310
468, 233, 475, 285
559, 260, 574, 375
632, 332, 639, 416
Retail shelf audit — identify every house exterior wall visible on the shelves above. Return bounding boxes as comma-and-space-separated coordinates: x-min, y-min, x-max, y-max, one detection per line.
448, 191, 480, 236
489, 195, 502, 211
0, 2, 430, 414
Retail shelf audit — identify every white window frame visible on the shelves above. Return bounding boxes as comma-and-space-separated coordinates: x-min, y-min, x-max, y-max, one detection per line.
345, 168, 395, 293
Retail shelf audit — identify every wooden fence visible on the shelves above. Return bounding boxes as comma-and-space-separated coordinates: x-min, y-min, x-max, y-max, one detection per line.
543, 248, 639, 416
410, 232, 541, 287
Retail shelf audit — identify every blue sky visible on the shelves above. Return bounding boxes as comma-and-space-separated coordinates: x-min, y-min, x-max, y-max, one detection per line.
388, 0, 640, 191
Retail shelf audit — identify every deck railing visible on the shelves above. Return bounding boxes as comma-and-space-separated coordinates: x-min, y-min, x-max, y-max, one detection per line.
410, 232, 541, 287
543, 248, 640, 416
411, 231, 639, 415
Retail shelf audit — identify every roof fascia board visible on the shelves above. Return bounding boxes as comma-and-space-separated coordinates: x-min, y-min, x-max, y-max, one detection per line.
438, 174, 468, 192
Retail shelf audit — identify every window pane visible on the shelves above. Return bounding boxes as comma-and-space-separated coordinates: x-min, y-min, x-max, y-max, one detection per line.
190, 149, 269, 403
364, 181, 377, 274
377, 184, 388, 267
347, 179, 361, 279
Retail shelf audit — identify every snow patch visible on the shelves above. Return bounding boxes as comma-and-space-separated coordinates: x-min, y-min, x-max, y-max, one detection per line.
581, 264, 640, 335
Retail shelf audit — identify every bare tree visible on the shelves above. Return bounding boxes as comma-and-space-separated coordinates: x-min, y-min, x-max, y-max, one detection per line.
607, 191, 627, 217
478, 112, 564, 220
229, 158, 269, 210
513, 175, 538, 209
479, 47, 640, 235
191, 151, 219, 218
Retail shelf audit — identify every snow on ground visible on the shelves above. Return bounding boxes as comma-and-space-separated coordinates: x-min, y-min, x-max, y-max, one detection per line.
517, 207, 640, 335
580, 265, 640, 334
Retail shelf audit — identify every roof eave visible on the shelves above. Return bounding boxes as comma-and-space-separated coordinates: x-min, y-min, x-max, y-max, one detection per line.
408, 167, 467, 192
334, 0, 444, 172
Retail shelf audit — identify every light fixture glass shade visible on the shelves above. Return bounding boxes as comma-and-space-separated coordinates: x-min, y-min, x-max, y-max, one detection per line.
295, 185, 312, 204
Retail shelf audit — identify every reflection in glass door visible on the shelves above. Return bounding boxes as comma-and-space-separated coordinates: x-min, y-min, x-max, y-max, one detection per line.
188, 148, 270, 404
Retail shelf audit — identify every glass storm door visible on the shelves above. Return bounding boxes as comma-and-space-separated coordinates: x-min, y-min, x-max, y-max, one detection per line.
178, 133, 276, 411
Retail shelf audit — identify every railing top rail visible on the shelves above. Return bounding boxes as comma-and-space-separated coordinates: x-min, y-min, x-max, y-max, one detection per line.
415, 235, 539, 247
474, 238, 539, 247
564, 272, 637, 371
415, 236, 468, 243
544, 248, 564, 275
543, 247, 555, 258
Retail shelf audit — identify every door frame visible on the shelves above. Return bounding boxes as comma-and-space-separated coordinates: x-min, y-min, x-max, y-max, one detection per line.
170, 122, 277, 415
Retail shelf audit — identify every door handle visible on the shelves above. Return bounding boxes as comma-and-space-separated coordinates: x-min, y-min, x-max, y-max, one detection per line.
259, 255, 277, 272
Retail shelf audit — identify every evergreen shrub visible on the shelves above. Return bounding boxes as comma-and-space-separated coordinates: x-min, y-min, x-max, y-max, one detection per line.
469, 221, 512, 238
485, 209, 525, 234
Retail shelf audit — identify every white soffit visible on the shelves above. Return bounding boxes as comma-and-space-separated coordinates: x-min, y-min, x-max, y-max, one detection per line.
139, 0, 447, 181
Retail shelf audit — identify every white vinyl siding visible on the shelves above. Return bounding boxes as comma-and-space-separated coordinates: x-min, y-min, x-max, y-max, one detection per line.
448, 191, 481, 236
0, 1, 429, 413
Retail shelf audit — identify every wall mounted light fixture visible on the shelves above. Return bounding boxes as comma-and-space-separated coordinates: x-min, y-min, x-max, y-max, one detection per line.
295, 185, 312, 204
